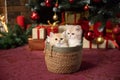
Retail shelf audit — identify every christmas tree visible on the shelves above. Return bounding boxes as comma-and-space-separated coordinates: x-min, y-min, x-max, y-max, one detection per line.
26, 0, 90, 23
26, 0, 120, 25
26, 0, 120, 47
89, 0, 120, 30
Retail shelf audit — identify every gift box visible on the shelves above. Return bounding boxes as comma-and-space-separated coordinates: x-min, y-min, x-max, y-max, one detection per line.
105, 21, 115, 40
63, 11, 89, 24
64, 11, 80, 24
83, 37, 116, 49
32, 26, 47, 40
28, 38, 45, 51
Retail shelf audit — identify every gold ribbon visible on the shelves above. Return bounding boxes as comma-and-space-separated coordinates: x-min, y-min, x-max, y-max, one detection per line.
106, 29, 112, 33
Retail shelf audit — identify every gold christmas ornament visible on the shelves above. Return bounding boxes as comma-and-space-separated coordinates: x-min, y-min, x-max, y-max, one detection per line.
53, 13, 58, 21
96, 36, 104, 44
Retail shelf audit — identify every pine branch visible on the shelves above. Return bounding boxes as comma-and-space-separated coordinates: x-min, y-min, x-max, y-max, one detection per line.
25, 24, 35, 36
0, 24, 32, 49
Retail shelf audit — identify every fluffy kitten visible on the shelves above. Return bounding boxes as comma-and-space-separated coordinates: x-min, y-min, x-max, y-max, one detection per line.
49, 32, 68, 47
64, 25, 82, 47
46, 36, 50, 43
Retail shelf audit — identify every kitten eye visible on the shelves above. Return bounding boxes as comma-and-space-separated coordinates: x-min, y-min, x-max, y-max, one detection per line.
72, 33, 74, 35
55, 38, 58, 41
67, 33, 70, 35
60, 38, 63, 40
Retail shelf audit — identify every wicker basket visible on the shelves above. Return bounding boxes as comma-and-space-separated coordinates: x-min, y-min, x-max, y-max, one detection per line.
44, 43, 82, 74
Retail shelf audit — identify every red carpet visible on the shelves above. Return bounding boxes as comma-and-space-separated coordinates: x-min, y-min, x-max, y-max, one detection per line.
0, 45, 120, 80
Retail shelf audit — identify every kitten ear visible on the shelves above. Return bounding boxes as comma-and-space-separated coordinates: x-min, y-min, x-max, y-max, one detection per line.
46, 36, 50, 43
47, 36, 50, 39
62, 31, 66, 36
76, 25, 82, 31
50, 32, 54, 37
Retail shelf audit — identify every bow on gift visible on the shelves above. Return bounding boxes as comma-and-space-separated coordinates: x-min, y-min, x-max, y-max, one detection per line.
0, 15, 8, 33
47, 20, 59, 35
106, 29, 119, 48
47, 20, 59, 29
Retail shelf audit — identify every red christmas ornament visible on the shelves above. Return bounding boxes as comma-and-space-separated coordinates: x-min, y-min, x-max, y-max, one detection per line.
112, 25, 120, 35
84, 31, 95, 41
69, 0, 74, 3
55, 3, 59, 8
84, 4, 89, 11
30, 11, 40, 20
45, 0, 51, 7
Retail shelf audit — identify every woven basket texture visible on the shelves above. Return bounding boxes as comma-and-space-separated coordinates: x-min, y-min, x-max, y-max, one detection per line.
45, 43, 82, 74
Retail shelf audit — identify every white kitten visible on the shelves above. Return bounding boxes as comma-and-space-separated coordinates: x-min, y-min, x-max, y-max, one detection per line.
64, 25, 82, 47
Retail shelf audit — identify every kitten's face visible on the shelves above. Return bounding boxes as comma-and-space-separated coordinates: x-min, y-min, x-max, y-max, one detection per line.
66, 25, 82, 39
50, 32, 67, 45
66, 29, 77, 39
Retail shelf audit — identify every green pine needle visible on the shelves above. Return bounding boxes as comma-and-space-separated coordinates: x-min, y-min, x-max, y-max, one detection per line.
0, 24, 33, 49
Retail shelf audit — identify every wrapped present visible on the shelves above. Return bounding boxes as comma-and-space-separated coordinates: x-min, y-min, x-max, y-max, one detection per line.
105, 21, 115, 40
63, 11, 89, 24
83, 37, 116, 49
83, 37, 97, 48
78, 19, 89, 32
28, 38, 45, 51
46, 21, 59, 36
64, 11, 80, 24
105, 29, 114, 40
32, 26, 46, 40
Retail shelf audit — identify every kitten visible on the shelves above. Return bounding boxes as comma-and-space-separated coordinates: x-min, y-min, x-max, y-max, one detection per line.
64, 25, 82, 47
45, 36, 50, 43
49, 32, 68, 47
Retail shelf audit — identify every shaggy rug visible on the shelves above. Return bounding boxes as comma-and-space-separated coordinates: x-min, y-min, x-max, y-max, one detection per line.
0, 45, 120, 80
